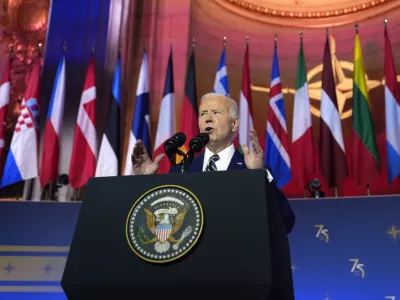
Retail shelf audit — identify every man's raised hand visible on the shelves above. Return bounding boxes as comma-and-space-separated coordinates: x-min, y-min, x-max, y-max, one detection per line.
241, 129, 264, 169
131, 140, 165, 175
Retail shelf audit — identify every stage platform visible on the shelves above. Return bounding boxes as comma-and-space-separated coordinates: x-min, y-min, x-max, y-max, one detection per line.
0, 196, 399, 300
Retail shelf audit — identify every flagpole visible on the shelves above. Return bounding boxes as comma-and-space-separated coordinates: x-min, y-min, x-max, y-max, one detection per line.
78, 186, 83, 201
300, 31, 308, 201
74, 188, 80, 201
22, 40, 43, 201
366, 184, 370, 196
334, 187, 338, 198
223, 36, 227, 49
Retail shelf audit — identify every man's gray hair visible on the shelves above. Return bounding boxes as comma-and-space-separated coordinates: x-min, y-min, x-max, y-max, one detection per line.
199, 93, 239, 120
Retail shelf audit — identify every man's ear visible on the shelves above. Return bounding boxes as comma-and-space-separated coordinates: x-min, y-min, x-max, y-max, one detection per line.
232, 118, 239, 133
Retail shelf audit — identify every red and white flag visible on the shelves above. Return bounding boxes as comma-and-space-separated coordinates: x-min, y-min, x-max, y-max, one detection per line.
68, 57, 97, 189
154, 48, 175, 174
238, 43, 254, 151
0, 57, 10, 173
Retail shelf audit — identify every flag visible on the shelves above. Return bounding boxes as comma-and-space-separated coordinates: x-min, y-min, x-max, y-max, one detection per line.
213, 47, 229, 97
319, 35, 348, 188
291, 36, 314, 189
351, 32, 380, 187
0, 56, 11, 173
124, 51, 151, 175
238, 43, 253, 151
177, 48, 198, 163
39, 55, 66, 187
265, 41, 291, 188
0, 61, 40, 188
69, 57, 97, 189
96, 56, 121, 177
154, 48, 175, 174
384, 26, 400, 184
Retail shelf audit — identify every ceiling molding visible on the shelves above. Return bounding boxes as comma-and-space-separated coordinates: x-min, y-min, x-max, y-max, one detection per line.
213, 0, 400, 27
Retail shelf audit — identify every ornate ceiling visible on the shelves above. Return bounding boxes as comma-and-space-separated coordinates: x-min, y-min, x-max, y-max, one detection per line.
214, 0, 400, 27
0, 0, 49, 119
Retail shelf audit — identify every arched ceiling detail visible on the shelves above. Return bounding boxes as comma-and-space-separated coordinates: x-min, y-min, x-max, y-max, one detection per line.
214, 0, 400, 27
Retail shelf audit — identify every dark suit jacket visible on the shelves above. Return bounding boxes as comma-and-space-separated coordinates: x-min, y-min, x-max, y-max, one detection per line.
169, 149, 295, 233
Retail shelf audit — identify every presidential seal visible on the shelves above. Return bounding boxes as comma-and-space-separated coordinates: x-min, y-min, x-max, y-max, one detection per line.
126, 185, 204, 263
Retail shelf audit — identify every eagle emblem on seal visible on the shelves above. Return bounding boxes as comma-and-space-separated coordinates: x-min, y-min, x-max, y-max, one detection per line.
144, 206, 192, 253
126, 186, 204, 263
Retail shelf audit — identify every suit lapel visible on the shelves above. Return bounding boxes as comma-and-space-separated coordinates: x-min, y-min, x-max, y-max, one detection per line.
227, 149, 247, 170
188, 152, 204, 172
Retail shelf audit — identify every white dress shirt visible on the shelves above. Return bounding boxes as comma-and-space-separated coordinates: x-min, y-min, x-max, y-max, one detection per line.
202, 144, 235, 172
202, 144, 274, 183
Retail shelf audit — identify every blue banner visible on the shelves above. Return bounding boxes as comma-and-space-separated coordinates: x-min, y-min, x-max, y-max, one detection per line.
0, 196, 399, 299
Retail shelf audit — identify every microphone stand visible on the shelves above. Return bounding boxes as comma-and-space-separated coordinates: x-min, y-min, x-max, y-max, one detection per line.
184, 149, 195, 172
166, 149, 188, 173
181, 133, 210, 172
176, 149, 188, 173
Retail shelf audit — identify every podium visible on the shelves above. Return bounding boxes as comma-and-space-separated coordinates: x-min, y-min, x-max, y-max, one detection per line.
61, 169, 294, 300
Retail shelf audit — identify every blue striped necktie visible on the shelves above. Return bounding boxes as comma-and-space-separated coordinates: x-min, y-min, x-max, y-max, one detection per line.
205, 154, 220, 172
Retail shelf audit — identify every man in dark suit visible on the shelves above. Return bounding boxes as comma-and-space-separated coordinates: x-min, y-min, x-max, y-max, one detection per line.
132, 93, 295, 233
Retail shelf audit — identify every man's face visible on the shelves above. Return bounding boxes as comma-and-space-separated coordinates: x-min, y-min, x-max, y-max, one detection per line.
198, 95, 238, 146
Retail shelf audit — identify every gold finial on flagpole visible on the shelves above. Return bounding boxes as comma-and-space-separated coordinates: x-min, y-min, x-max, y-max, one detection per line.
223, 36, 227, 48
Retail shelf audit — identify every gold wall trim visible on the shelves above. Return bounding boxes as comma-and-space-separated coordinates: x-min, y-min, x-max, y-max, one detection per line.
0, 286, 63, 292
0, 246, 69, 252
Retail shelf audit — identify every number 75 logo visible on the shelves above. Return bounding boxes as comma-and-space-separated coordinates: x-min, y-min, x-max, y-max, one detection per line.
315, 225, 329, 242
349, 258, 365, 278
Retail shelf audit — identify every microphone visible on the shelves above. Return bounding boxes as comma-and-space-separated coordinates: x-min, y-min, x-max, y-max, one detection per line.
164, 132, 186, 166
181, 133, 210, 172
189, 133, 210, 153
164, 132, 186, 154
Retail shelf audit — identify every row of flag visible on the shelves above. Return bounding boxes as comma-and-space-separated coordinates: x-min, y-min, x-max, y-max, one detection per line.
269, 25, 400, 189
219, 25, 399, 189
0, 24, 399, 194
